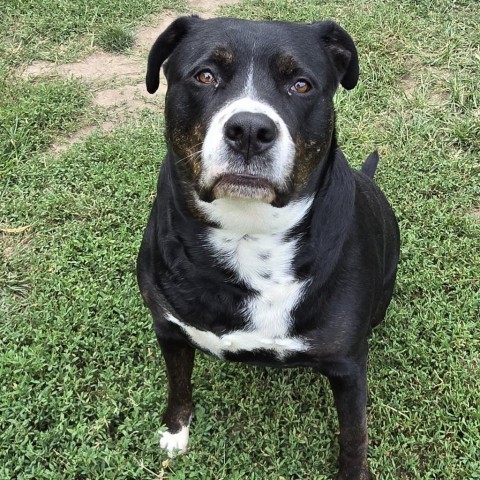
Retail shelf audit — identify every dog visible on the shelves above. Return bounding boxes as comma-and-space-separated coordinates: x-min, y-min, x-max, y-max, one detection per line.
137, 16, 400, 480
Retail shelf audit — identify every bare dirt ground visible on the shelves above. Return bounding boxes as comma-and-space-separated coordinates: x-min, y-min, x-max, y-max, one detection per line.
23, 0, 240, 152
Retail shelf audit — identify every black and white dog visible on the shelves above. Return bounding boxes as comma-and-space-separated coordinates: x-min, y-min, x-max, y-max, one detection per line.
137, 16, 400, 480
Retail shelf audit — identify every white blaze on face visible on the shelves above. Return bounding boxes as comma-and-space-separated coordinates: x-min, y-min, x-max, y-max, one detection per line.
200, 96, 296, 191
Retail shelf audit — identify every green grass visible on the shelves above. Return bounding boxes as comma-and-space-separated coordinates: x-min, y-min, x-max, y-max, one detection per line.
1, 0, 479, 478
97, 26, 136, 54
1, 0, 186, 65
0, 77, 90, 177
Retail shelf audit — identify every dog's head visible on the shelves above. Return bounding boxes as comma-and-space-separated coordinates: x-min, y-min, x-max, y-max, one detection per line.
147, 17, 358, 208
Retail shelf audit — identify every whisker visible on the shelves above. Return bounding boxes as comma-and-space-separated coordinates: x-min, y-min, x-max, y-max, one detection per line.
175, 150, 202, 165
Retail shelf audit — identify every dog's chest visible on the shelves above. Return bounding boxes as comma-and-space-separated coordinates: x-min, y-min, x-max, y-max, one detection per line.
166, 232, 308, 360
165, 198, 313, 359
214, 228, 307, 323
213, 229, 306, 324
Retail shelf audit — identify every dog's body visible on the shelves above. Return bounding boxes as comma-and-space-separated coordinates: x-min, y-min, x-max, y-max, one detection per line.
137, 16, 399, 479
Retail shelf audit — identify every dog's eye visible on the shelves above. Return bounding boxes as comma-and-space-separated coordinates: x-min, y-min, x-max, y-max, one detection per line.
290, 79, 311, 94
195, 70, 216, 85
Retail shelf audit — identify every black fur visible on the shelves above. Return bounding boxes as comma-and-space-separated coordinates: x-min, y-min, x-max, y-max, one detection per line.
361, 149, 380, 178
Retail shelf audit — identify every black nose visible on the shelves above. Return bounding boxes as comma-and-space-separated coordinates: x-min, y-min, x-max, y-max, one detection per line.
224, 112, 277, 158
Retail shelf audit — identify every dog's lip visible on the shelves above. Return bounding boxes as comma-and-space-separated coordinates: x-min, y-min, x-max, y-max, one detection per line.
211, 173, 276, 203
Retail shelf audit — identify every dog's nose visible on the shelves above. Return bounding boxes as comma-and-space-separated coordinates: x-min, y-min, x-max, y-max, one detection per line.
224, 112, 277, 158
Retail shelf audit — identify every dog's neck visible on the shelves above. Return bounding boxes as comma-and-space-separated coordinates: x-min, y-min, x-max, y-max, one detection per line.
195, 195, 315, 236
160, 139, 341, 237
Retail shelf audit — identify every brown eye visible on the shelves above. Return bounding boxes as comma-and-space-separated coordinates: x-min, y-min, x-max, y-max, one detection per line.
196, 70, 216, 84
291, 79, 311, 94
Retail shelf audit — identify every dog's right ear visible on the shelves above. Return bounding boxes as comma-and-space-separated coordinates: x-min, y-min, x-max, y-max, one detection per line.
146, 15, 201, 94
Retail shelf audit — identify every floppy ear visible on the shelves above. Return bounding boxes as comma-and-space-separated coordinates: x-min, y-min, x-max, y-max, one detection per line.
315, 20, 359, 90
146, 15, 201, 94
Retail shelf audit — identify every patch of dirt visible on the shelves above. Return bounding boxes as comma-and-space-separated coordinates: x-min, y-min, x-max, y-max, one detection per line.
399, 73, 450, 106
22, 0, 240, 153
399, 74, 416, 101
429, 89, 450, 107
469, 209, 480, 223
1, 226, 32, 261
93, 83, 161, 110
399, 57, 451, 107
136, 13, 178, 50
50, 124, 115, 155
23, 53, 141, 82
136, 0, 239, 48
189, 0, 240, 17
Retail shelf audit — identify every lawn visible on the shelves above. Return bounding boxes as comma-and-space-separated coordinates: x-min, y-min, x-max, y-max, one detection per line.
1, 0, 479, 478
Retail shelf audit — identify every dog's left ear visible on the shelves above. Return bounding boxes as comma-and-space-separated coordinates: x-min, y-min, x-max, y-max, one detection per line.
146, 15, 201, 94
314, 20, 359, 90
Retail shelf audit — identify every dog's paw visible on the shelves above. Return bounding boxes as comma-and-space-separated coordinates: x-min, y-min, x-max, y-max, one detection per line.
159, 426, 190, 457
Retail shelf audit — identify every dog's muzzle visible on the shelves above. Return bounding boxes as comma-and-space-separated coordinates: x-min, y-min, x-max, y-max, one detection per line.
200, 97, 296, 203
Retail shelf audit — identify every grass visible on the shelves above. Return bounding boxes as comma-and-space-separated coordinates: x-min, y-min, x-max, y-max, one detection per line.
0, 0, 186, 65
97, 26, 136, 54
1, 0, 479, 478
0, 77, 90, 177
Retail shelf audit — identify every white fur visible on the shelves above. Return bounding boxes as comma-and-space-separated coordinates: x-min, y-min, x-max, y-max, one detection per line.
244, 62, 255, 98
200, 97, 296, 192
196, 196, 313, 235
160, 425, 190, 457
166, 196, 314, 359
166, 312, 307, 359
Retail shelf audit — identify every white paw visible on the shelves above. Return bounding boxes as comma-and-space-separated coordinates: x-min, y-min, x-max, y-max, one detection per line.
159, 426, 190, 457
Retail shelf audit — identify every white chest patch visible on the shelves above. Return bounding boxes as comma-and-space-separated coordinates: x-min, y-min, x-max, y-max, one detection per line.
166, 196, 314, 359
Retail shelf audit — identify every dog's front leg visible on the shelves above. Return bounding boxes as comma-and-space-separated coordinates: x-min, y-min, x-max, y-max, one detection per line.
157, 336, 195, 456
327, 358, 372, 480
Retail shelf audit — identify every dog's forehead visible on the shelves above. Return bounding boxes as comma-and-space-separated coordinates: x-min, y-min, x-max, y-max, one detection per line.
177, 18, 320, 65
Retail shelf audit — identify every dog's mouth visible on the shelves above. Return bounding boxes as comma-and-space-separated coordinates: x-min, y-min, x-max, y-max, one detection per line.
211, 174, 276, 203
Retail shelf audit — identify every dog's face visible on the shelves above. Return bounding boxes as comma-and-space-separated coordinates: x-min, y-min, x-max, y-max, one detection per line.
147, 17, 358, 208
